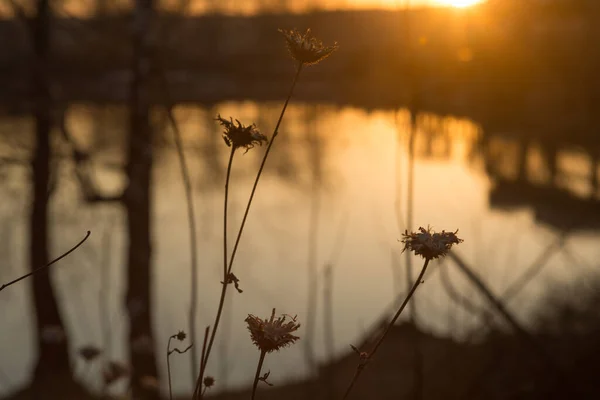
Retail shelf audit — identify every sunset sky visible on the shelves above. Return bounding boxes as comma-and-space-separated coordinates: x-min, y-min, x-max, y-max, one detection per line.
0, 0, 487, 18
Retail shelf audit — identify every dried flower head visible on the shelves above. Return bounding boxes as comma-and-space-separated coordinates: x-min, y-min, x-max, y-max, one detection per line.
175, 330, 186, 341
245, 308, 300, 353
78, 345, 102, 362
401, 226, 463, 260
216, 115, 267, 153
279, 28, 338, 65
203, 376, 215, 388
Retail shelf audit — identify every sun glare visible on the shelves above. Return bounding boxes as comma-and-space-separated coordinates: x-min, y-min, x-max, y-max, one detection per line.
434, 0, 483, 8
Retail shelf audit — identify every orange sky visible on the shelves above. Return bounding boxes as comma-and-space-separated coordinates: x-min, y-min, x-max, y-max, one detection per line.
0, 0, 486, 18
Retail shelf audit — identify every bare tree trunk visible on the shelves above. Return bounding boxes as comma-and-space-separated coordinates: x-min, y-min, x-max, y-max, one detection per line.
125, 1, 159, 399
29, 0, 74, 396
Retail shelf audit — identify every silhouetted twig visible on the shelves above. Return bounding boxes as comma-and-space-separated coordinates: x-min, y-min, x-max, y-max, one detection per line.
0, 231, 91, 293
166, 332, 193, 400
342, 258, 431, 399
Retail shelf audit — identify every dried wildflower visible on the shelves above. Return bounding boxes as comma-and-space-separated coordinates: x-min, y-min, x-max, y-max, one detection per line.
175, 330, 186, 342
78, 345, 102, 362
203, 376, 215, 388
279, 28, 338, 65
245, 308, 300, 353
103, 361, 129, 385
216, 115, 267, 153
401, 226, 463, 260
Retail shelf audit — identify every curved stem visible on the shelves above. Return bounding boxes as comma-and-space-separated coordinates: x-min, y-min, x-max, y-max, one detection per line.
193, 148, 236, 399
166, 336, 174, 400
223, 148, 235, 279
173, 122, 200, 386
158, 61, 200, 385
251, 351, 267, 400
193, 62, 304, 399
342, 258, 431, 400
0, 230, 91, 292
225, 62, 303, 278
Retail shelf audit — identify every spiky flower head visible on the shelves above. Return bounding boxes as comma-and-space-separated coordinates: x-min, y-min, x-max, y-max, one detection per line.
216, 115, 267, 153
245, 308, 300, 353
175, 330, 186, 341
401, 226, 463, 260
203, 376, 215, 388
279, 28, 338, 66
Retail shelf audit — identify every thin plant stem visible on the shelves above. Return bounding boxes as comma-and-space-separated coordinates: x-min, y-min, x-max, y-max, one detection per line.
193, 62, 303, 399
226, 61, 303, 277
166, 335, 193, 400
194, 327, 210, 399
342, 258, 431, 400
192, 148, 234, 399
0, 230, 91, 292
169, 108, 200, 386
157, 60, 200, 386
223, 148, 235, 279
251, 351, 267, 400
167, 336, 175, 400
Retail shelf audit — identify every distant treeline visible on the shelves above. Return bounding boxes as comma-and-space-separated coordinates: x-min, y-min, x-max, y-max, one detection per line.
2, 4, 600, 143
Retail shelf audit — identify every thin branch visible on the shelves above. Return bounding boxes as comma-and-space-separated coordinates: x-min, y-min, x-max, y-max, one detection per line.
194, 61, 304, 400
343, 258, 430, 400
0, 231, 91, 292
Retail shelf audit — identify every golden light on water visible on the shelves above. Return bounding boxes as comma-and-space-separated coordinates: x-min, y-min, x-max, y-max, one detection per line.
433, 0, 484, 8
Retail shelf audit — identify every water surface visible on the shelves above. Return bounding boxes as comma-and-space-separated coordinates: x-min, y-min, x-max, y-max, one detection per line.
0, 101, 598, 396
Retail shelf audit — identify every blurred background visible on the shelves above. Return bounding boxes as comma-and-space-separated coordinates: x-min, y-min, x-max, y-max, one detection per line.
1, 0, 600, 399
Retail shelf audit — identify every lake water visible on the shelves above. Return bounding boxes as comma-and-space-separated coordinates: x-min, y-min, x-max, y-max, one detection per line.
0, 101, 599, 397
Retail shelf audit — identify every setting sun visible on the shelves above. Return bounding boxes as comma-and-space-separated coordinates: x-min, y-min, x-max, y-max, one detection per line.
434, 0, 483, 8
